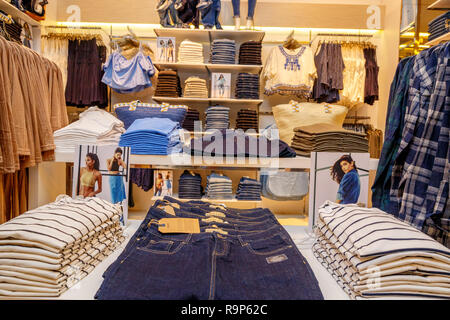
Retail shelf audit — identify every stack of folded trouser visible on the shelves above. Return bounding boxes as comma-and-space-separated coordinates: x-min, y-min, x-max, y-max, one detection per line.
205, 173, 233, 199
235, 73, 260, 99
178, 39, 204, 63
155, 70, 182, 97
313, 201, 450, 300
0, 196, 124, 298
205, 105, 230, 130
236, 177, 262, 201
428, 11, 450, 41
119, 118, 182, 155
190, 129, 297, 158
235, 108, 258, 131
178, 170, 203, 199
182, 108, 201, 132
210, 39, 236, 64
53, 107, 125, 153
291, 123, 369, 157
94, 196, 325, 300
183, 76, 209, 98
239, 41, 262, 65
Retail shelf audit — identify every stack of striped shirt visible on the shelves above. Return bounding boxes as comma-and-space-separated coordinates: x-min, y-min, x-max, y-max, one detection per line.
0, 196, 124, 298
178, 40, 204, 63
183, 76, 209, 98
313, 201, 450, 300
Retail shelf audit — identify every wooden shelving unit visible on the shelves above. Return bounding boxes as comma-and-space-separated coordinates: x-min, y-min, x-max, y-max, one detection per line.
0, 0, 40, 27
427, 0, 450, 10
154, 62, 263, 74
425, 32, 450, 46
151, 96, 264, 106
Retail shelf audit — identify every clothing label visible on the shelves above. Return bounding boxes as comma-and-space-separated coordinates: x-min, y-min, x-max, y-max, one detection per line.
205, 211, 226, 218
204, 227, 228, 235
158, 205, 176, 216
158, 218, 200, 234
202, 217, 227, 224
266, 254, 288, 264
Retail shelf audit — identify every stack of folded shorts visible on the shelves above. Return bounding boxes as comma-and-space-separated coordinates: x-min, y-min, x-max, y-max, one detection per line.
313, 200, 450, 300
119, 117, 183, 155
236, 177, 262, 201
178, 39, 204, 63
235, 73, 260, 99
155, 70, 182, 97
239, 41, 262, 65
205, 173, 233, 199
182, 108, 201, 132
428, 11, 450, 41
205, 105, 230, 130
210, 39, 236, 64
0, 196, 124, 298
178, 170, 203, 199
183, 76, 209, 98
235, 108, 258, 131
291, 123, 369, 157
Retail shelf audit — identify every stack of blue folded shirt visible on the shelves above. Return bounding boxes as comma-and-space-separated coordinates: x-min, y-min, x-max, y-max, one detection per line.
210, 39, 236, 64
236, 177, 262, 201
205, 105, 230, 130
178, 170, 203, 199
205, 173, 233, 199
428, 11, 450, 41
119, 118, 182, 155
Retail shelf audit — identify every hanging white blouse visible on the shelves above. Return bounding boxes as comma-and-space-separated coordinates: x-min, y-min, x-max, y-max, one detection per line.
263, 45, 316, 98
339, 45, 366, 108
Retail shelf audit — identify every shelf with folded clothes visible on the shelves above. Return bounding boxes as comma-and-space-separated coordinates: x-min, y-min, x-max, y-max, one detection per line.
152, 194, 263, 205
152, 96, 264, 105
0, 0, 40, 27
427, 0, 450, 10
154, 28, 265, 43
425, 31, 450, 46
153, 62, 263, 73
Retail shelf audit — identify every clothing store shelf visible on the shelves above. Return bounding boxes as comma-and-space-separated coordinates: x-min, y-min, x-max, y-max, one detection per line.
427, 0, 450, 10
0, 0, 40, 27
154, 28, 265, 43
152, 194, 263, 206
154, 62, 263, 73
53, 152, 379, 170
425, 32, 450, 46
152, 96, 264, 106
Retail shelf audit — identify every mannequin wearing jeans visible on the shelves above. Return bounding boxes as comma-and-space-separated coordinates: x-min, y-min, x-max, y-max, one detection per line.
232, 0, 257, 29
199, 0, 222, 29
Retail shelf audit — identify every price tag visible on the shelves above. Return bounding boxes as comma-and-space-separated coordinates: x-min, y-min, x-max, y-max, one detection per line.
158, 218, 200, 234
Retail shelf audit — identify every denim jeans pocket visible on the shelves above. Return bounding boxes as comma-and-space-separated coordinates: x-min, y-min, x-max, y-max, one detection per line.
137, 236, 189, 255
244, 233, 292, 256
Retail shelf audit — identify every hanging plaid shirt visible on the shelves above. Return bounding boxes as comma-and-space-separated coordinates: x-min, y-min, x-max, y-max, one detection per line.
389, 42, 450, 236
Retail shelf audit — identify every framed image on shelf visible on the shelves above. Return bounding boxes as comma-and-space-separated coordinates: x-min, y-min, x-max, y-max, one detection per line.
157, 37, 176, 63
154, 170, 174, 198
308, 152, 370, 231
211, 73, 231, 98
73, 145, 131, 226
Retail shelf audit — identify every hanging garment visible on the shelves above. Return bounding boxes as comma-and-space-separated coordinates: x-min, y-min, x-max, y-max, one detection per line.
102, 46, 156, 94
339, 44, 366, 107
41, 37, 69, 90
263, 45, 316, 98
363, 47, 379, 105
175, 0, 200, 28
156, 0, 181, 28
65, 39, 107, 107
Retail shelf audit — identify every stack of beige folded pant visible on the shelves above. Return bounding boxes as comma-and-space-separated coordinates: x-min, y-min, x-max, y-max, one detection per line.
183, 76, 209, 98
313, 201, 450, 300
178, 39, 204, 63
291, 123, 369, 156
0, 195, 125, 298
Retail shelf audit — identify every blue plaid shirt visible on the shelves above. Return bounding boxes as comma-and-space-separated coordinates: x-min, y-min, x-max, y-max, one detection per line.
389, 42, 450, 234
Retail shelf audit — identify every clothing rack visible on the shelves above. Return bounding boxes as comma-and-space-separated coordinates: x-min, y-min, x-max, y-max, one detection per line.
309, 33, 374, 46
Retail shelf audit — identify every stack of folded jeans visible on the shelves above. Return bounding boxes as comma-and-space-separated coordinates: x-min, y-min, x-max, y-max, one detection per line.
189, 129, 297, 158
95, 196, 325, 300
119, 118, 183, 155
155, 70, 182, 97
235, 108, 258, 131
53, 107, 125, 154
205, 105, 230, 130
260, 170, 309, 201
183, 76, 209, 98
178, 170, 203, 199
291, 123, 369, 157
236, 177, 262, 201
205, 173, 233, 199
210, 39, 236, 64
428, 11, 450, 41
178, 39, 204, 63
0, 196, 124, 298
239, 41, 262, 65
235, 73, 260, 99
313, 201, 450, 300
182, 108, 201, 132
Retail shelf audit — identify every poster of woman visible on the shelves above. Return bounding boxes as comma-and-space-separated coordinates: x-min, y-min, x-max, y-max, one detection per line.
154, 170, 173, 198
211, 73, 231, 98
73, 145, 131, 226
330, 155, 361, 204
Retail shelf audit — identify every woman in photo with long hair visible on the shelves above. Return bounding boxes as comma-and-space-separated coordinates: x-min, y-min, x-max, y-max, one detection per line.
330, 154, 361, 204
79, 153, 102, 198
107, 147, 127, 204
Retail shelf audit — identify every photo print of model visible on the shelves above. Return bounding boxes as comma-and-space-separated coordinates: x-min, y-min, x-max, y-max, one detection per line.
157, 36, 176, 62
73, 145, 131, 225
